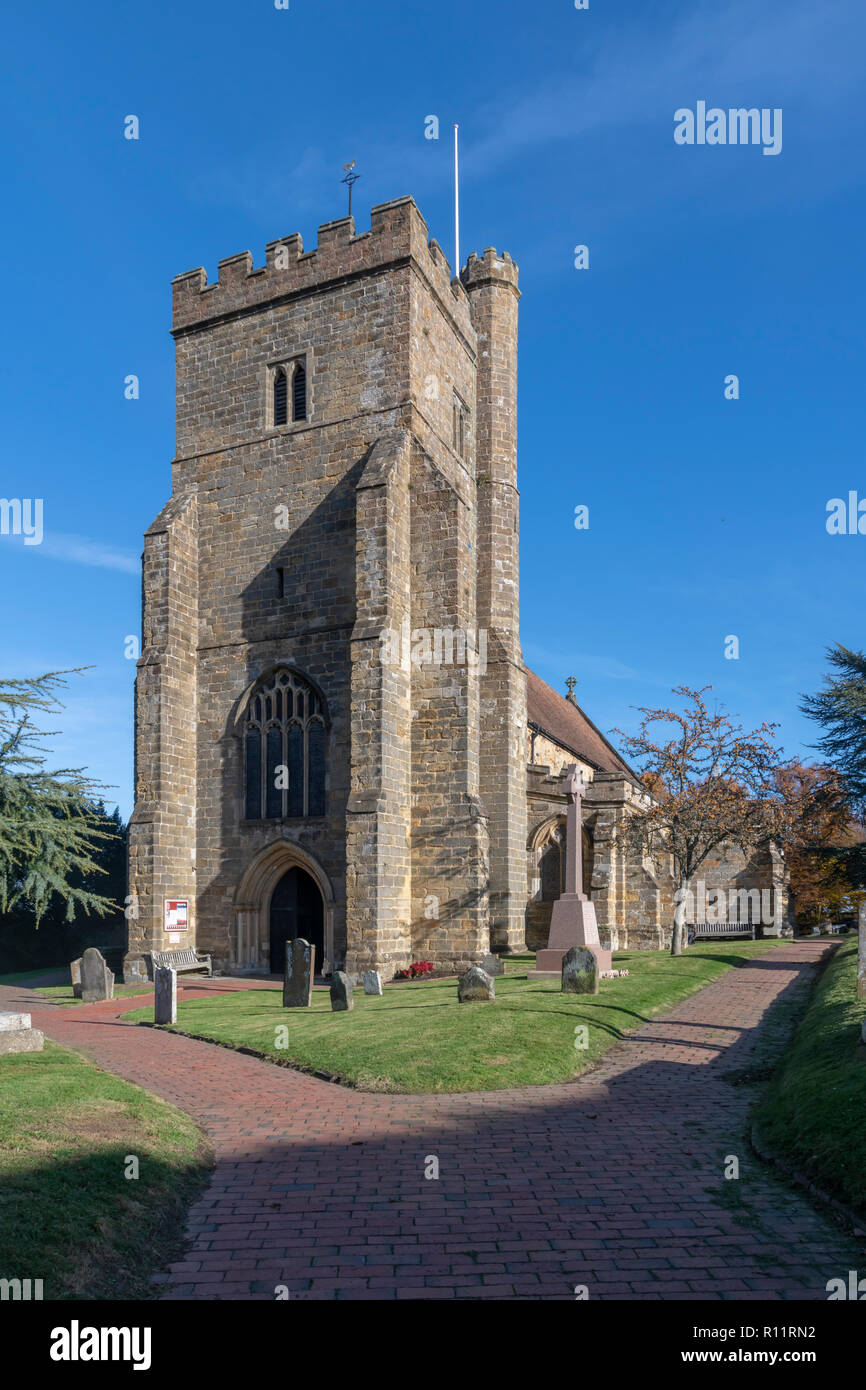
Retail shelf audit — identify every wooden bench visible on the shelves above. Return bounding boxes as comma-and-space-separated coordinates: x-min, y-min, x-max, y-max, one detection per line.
150, 948, 212, 978
688, 922, 756, 943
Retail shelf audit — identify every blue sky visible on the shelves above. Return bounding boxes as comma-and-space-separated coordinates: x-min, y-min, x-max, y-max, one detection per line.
1, 0, 863, 818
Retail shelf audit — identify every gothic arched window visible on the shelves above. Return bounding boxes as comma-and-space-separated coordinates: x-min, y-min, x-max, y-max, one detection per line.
244, 669, 326, 820
273, 367, 288, 426
540, 824, 565, 901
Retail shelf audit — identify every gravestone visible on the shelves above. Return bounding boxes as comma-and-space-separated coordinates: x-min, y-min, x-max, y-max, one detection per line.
458, 966, 494, 1002
330, 971, 354, 1012
283, 938, 314, 1008
80, 947, 115, 1004
481, 953, 504, 977
154, 966, 177, 1025
859, 902, 866, 1000
125, 957, 148, 987
0, 1012, 44, 1055
70, 958, 82, 999
363, 970, 383, 996
562, 945, 599, 995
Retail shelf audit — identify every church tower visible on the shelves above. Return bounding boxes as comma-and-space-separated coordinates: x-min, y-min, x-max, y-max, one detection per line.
125, 197, 526, 982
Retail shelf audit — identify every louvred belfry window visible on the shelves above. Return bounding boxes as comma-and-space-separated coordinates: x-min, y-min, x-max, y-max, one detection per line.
243, 669, 327, 820
292, 360, 307, 422
273, 368, 288, 426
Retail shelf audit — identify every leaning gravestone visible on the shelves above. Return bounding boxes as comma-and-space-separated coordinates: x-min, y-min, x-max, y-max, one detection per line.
363, 970, 383, 996
0, 1012, 44, 1056
70, 958, 83, 999
481, 953, 504, 977
283, 938, 314, 1008
330, 972, 354, 1012
154, 966, 177, 1025
561, 945, 599, 995
80, 947, 115, 1004
458, 966, 494, 1002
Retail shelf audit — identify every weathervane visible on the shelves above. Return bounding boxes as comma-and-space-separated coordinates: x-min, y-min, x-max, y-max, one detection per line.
342, 159, 360, 218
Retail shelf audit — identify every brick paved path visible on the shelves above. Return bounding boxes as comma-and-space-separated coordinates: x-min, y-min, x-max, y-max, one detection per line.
5, 940, 862, 1300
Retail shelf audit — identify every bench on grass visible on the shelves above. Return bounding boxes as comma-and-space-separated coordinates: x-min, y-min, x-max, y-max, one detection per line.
687, 922, 756, 943
150, 947, 212, 978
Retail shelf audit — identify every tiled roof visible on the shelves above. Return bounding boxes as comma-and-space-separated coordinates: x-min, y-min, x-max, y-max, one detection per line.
526, 668, 639, 780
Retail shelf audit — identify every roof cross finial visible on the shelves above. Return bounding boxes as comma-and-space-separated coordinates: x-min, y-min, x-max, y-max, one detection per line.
565, 676, 578, 705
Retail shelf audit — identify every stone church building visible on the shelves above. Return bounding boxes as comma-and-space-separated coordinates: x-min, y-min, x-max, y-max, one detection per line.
125, 196, 783, 983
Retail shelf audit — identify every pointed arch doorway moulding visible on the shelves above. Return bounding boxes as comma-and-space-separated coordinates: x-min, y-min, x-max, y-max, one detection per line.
233, 839, 335, 976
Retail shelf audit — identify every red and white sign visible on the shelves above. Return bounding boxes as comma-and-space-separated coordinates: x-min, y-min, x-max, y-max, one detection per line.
164, 899, 189, 932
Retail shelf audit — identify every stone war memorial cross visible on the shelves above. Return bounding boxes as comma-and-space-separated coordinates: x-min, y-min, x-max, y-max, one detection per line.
530, 764, 611, 978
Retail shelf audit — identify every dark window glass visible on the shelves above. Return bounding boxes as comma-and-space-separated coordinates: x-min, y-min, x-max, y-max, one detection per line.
245, 729, 262, 820
288, 725, 304, 817
273, 368, 288, 426
540, 839, 562, 902
292, 361, 307, 421
266, 727, 283, 819
308, 721, 326, 817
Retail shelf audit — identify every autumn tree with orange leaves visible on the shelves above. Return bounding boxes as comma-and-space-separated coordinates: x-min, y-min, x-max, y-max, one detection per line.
776, 760, 866, 925
614, 687, 802, 956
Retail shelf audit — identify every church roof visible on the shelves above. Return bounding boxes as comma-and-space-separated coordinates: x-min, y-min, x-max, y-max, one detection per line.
526, 669, 640, 781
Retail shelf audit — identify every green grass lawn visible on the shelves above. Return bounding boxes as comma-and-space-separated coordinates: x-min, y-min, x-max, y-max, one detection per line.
0, 1041, 212, 1299
0, 967, 64, 986
754, 935, 866, 1217
32, 983, 153, 1008
125, 940, 789, 1094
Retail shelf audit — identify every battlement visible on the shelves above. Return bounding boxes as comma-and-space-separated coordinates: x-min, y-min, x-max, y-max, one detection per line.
461, 246, 520, 294
172, 196, 473, 337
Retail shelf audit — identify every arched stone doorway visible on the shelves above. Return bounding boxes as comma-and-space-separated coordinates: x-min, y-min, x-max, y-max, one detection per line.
234, 840, 335, 976
533, 817, 594, 899
268, 866, 325, 973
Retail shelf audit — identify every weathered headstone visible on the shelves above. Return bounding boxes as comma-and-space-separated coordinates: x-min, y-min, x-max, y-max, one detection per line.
363, 970, 383, 996
70, 958, 82, 999
858, 902, 866, 1000
458, 966, 494, 1002
481, 953, 504, 977
124, 957, 148, 987
154, 966, 177, 1025
283, 938, 314, 1008
80, 947, 115, 1004
0, 1012, 44, 1055
330, 971, 354, 1012
561, 944, 599, 995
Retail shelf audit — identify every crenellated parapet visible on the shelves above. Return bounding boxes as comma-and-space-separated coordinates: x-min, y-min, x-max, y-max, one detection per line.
172, 195, 473, 338
461, 245, 520, 295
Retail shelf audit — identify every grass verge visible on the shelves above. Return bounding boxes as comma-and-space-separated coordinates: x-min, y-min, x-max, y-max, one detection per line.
124, 940, 788, 1094
0, 968, 64, 986
0, 1041, 212, 1299
753, 935, 866, 1219
32, 984, 153, 1008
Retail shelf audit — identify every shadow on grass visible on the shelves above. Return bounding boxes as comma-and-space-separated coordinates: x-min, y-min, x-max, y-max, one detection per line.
0, 1145, 213, 1301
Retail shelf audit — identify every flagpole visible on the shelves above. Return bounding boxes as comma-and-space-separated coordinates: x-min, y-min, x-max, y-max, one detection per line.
453, 123, 460, 277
